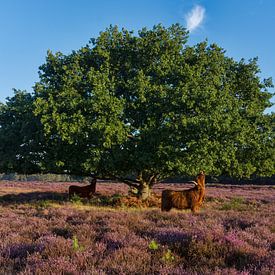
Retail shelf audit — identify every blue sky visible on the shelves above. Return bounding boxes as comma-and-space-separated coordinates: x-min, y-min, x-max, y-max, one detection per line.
0, 0, 274, 112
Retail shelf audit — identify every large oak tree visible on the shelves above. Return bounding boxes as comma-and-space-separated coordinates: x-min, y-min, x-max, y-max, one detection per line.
30, 24, 274, 199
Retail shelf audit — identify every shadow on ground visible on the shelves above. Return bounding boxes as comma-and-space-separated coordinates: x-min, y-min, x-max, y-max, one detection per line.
0, 192, 68, 205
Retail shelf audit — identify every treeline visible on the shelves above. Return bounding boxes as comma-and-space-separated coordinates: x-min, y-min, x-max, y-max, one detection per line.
0, 24, 274, 198
1, 173, 274, 185
0, 173, 87, 182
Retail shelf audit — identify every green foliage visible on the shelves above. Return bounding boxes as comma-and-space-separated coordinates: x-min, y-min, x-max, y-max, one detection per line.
1, 24, 274, 197
32, 24, 274, 186
69, 194, 83, 205
0, 90, 44, 173
149, 240, 159, 251
162, 249, 175, 263
37, 200, 51, 209
72, 235, 84, 252
89, 193, 122, 207
219, 197, 247, 211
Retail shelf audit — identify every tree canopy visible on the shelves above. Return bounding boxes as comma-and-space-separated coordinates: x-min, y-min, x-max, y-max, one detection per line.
0, 90, 43, 173
1, 24, 274, 199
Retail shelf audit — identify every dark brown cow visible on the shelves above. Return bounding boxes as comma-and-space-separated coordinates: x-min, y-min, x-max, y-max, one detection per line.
161, 171, 206, 213
69, 178, 96, 199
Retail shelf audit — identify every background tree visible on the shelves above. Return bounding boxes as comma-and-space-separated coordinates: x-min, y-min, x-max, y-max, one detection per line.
0, 90, 43, 173
34, 24, 274, 199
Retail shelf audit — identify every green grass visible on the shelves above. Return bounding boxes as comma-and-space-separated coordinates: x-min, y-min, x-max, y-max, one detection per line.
219, 197, 248, 211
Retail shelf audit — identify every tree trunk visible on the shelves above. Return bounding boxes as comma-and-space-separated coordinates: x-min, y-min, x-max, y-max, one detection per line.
138, 182, 151, 201
135, 173, 159, 201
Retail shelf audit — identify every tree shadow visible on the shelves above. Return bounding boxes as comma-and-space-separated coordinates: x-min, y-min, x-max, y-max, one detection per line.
0, 191, 68, 206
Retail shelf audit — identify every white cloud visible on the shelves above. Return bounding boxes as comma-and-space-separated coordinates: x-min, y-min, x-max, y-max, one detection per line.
185, 5, 205, 32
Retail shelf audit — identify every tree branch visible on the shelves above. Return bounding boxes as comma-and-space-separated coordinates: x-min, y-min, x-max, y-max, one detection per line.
93, 174, 140, 188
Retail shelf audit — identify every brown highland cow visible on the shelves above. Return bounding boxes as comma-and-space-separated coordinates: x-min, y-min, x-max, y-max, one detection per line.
69, 178, 96, 199
161, 171, 206, 213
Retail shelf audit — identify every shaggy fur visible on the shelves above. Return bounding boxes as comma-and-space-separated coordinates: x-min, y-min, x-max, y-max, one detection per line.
161, 171, 206, 213
69, 178, 96, 199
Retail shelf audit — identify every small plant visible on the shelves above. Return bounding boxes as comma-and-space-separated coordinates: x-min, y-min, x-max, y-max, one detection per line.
219, 197, 247, 211
162, 249, 175, 263
37, 200, 51, 209
112, 193, 123, 200
72, 235, 84, 252
69, 194, 83, 205
100, 194, 122, 206
148, 240, 159, 251
88, 194, 123, 207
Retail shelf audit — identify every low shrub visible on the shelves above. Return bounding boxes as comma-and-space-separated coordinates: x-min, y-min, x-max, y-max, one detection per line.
219, 197, 248, 211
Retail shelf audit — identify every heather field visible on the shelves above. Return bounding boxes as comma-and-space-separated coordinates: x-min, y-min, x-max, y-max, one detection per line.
0, 181, 274, 275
